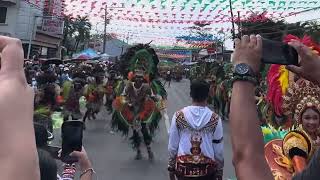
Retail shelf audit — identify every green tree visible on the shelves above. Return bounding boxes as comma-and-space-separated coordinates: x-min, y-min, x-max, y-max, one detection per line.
237, 12, 320, 42
62, 15, 76, 56
304, 21, 320, 43
74, 15, 92, 51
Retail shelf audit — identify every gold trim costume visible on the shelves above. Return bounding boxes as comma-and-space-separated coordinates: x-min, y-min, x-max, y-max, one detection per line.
172, 111, 222, 179
263, 35, 320, 179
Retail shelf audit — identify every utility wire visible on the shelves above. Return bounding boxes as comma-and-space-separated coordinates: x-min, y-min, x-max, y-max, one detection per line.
235, 6, 320, 30
242, 17, 320, 32
257, 24, 320, 36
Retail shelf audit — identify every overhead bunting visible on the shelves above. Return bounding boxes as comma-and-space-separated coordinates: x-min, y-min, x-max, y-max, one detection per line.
156, 49, 192, 61
23, 0, 320, 47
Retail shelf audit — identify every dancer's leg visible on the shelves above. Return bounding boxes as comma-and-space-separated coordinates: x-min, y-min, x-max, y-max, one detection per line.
131, 129, 142, 160
82, 110, 90, 130
141, 123, 153, 160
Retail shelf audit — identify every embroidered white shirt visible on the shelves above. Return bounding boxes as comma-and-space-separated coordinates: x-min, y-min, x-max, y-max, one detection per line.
168, 106, 224, 166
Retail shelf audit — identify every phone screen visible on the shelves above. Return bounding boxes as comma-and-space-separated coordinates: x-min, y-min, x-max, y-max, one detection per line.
61, 120, 83, 163
262, 38, 299, 65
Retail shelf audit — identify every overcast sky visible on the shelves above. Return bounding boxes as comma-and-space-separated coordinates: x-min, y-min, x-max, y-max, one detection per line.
63, 0, 320, 48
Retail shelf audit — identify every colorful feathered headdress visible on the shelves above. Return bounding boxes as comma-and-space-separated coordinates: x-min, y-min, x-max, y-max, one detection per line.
266, 34, 320, 126
119, 44, 159, 82
282, 79, 320, 125
266, 64, 289, 116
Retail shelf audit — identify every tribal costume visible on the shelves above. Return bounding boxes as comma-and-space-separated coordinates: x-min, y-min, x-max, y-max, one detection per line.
112, 44, 167, 160
263, 35, 320, 179
34, 70, 60, 133
62, 72, 86, 121
105, 70, 118, 113
83, 76, 105, 123
190, 61, 232, 119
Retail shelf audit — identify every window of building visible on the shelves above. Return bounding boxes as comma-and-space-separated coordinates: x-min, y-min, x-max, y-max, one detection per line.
0, 7, 8, 24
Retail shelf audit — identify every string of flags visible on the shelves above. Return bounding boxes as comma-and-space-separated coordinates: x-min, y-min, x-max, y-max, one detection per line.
23, 0, 320, 47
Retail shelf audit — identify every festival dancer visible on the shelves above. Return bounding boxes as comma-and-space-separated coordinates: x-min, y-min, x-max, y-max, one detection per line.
264, 78, 320, 179
83, 76, 97, 122
83, 66, 105, 128
34, 67, 60, 133
112, 44, 167, 160
262, 35, 320, 179
62, 71, 86, 122
105, 70, 117, 113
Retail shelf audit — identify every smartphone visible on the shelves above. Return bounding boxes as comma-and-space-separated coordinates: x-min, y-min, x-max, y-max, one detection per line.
45, 145, 61, 160
261, 38, 299, 65
61, 120, 83, 163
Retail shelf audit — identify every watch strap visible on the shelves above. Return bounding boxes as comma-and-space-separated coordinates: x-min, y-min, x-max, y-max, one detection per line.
232, 75, 258, 86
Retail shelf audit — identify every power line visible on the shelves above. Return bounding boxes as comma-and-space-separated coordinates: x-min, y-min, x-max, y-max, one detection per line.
242, 17, 320, 32
257, 24, 320, 36
238, 6, 320, 30
291, 6, 320, 15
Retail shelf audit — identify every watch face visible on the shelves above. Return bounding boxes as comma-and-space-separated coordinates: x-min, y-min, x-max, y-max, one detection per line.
235, 63, 249, 75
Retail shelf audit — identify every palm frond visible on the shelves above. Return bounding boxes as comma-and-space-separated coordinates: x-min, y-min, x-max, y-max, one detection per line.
111, 111, 130, 136
151, 79, 167, 98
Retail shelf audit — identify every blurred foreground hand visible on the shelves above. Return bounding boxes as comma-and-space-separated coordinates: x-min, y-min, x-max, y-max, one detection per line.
0, 36, 39, 180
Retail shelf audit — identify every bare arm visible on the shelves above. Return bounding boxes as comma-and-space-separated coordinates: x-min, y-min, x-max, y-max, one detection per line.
168, 113, 180, 165
230, 81, 272, 180
212, 117, 224, 178
230, 35, 273, 180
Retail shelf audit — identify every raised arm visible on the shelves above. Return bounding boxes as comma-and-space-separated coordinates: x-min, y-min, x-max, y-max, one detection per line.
168, 112, 180, 179
0, 36, 40, 180
212, 117, 224, 178
230, 35, 273, 180
168, 113, 180, 164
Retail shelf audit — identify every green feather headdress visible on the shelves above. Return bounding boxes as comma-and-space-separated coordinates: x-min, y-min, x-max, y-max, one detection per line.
261, 125, 289, 144
120, 44, 159, 80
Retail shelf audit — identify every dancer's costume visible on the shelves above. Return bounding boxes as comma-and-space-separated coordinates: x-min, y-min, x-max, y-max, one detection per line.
263, 35, 320, 179
62, 72, 86, 121
105, 70, 118, 113
112, 44, 167, 159
90, 66, 106, 114
190, 61, 232, 119
34, 71, 60, 133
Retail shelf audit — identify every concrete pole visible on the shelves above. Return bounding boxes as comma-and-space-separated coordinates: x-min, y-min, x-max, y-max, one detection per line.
27, 15, 36, 60
103, 5, 107, 54
228, 0, 236, 40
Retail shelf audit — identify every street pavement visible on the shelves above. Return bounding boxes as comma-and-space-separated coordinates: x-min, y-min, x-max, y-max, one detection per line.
54, 79, 236, 180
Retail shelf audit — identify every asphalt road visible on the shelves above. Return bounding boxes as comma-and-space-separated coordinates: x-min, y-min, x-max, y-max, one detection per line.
54, 79, 236, 180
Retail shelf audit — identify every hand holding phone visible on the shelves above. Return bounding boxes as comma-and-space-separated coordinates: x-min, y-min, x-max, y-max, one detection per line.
69, 147, 93, 172
261, 38, 299, 65
61, 120, 84, 163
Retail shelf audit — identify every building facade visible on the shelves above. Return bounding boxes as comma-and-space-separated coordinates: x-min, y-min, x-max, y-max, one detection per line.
0, 0, 64, 59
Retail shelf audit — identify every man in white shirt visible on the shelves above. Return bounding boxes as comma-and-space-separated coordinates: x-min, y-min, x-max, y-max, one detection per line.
168, 80, 223, 180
